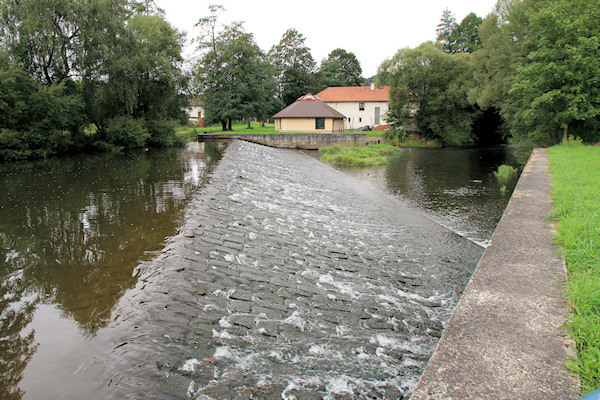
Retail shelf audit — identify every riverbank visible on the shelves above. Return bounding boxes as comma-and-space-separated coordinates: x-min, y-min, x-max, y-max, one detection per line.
411, 148, 579, 399
547, 143, 600, 394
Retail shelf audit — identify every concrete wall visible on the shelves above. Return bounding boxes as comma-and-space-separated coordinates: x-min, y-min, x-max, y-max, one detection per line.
324, 101, 389, 129
197, 133, 366, 150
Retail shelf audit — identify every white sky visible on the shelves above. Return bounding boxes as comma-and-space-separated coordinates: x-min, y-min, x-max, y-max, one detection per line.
155, 0, 499, 78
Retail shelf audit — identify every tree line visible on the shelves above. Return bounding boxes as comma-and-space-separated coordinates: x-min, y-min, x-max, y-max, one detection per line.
0, 1, 365, 160
4, 0, 596, 160
378, 0, 600, 147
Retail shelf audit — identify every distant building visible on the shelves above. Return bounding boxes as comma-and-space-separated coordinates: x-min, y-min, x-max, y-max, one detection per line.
272, 93, 346, 133
316, 84, 390, 130
186, 98, 205, 126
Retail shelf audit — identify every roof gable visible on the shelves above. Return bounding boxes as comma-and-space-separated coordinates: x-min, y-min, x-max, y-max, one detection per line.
272, 93, 346, 119
316, 86, 390, 102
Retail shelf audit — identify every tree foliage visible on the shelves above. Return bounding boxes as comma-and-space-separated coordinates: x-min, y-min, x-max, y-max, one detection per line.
320, 48, 363, 87
508, 0, 600, 145
0, 0, 186, 160
383, 0, 600, 147
379, 42, 478, 146
194, 5, 279, 131
268, 29, 320, 105
436, 9, 483, 53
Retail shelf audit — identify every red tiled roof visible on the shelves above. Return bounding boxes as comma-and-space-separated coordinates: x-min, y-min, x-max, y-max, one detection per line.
272, 93, 346, 119
316, 86, 390, 102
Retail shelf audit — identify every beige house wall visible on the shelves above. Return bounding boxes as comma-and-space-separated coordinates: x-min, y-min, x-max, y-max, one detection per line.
275, 118, 345, 133
324, 101, 389, 130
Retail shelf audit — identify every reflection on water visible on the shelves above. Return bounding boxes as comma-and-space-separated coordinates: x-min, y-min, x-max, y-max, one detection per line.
336, 146, 530, 246
0, 141, 226, 399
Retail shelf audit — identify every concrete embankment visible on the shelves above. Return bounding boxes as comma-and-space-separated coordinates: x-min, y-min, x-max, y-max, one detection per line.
197, 132, 366, 149
411, 149, 579, 399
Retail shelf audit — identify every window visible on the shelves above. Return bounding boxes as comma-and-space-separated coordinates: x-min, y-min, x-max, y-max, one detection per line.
315, 118, 325, 130
359, 102, 365, 111
375, 107, 380, 125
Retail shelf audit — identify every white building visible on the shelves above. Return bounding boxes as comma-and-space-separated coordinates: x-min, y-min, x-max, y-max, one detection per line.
316, 84, 390, 130
186, 98, 205, 126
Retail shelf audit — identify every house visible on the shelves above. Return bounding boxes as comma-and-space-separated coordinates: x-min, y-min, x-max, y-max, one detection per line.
272, 93, 346, 133
316, 84, 390, 130
186, 98, 205, 126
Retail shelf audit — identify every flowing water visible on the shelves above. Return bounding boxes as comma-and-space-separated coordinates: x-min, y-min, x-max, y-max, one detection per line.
0, 141, 527, 399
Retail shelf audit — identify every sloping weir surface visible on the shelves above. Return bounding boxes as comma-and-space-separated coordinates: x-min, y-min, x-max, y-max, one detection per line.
93, 140, 482, 399
1, 140, 524, 399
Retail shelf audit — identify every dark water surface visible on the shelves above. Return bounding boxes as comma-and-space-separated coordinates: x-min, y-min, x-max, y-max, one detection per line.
324, 146, 530, 247
0, 142, 226, 399
0, 142, 528, 399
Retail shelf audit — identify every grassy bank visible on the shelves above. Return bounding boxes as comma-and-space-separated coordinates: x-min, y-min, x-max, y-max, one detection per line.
318, 144, 402, 167
547, 142, 600, 394
176, 122, 276, 140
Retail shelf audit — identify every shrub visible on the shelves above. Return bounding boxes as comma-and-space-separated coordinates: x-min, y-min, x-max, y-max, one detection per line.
105, 116, 149, 149
145, 119, 184, 147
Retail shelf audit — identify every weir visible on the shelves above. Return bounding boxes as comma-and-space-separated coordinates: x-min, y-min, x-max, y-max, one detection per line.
89, 140, 483, 399
197, 132, 366, 149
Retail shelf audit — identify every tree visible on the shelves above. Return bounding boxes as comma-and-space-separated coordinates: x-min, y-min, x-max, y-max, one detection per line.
320, 48, 363, 87
268, 29, 318, 105
196, 21, 270, 130
508, 0, 600, 144
436, 8, 459, 53
437, 9, 483, 53
456, 13, 483, 53
0, 0, 187, 158
378, 42, 479, 146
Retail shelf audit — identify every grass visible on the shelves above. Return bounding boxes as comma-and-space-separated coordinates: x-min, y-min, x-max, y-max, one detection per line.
318, 144, 402, 167
176, 122, 277, 140
547, 141, 600, 394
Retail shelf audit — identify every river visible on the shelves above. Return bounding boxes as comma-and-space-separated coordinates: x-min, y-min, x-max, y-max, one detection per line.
0, 140, 527, 399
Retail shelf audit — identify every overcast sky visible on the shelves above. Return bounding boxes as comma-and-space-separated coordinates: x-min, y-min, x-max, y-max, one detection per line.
155, 0, 499, 78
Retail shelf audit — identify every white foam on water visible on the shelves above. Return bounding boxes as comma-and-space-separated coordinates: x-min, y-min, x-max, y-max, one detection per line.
218, 316, 233, 328
324, 376, 354, 399
179, 358, 202, 373
283, 311, 306, 331
212, 329, 234, 340
213, 346, 237, 361
317, 273, 361, 299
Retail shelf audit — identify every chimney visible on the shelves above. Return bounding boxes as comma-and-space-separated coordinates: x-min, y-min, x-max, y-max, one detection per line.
370, 83, 375, 91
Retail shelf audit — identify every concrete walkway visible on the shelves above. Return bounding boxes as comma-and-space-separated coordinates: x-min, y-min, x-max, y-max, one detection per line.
411, 149, 580, 399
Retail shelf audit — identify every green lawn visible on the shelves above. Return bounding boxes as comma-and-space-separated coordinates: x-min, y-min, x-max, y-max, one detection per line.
547, 142, 600, 394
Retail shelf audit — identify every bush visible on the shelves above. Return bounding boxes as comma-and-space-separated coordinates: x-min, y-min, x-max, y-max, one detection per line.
105, 116, 149, 149
145, 119, 185, 147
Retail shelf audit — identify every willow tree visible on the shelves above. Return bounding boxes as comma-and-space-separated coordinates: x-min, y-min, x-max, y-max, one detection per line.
378, 42, 478, 146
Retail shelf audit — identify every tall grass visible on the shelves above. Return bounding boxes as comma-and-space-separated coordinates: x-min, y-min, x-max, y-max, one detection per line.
318, 144, 402, 167
547, 142, 600, 394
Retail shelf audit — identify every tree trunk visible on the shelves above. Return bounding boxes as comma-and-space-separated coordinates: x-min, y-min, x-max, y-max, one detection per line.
563, 124, 569, 142
221, 120, 227, 131
227, 119, 232, 131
